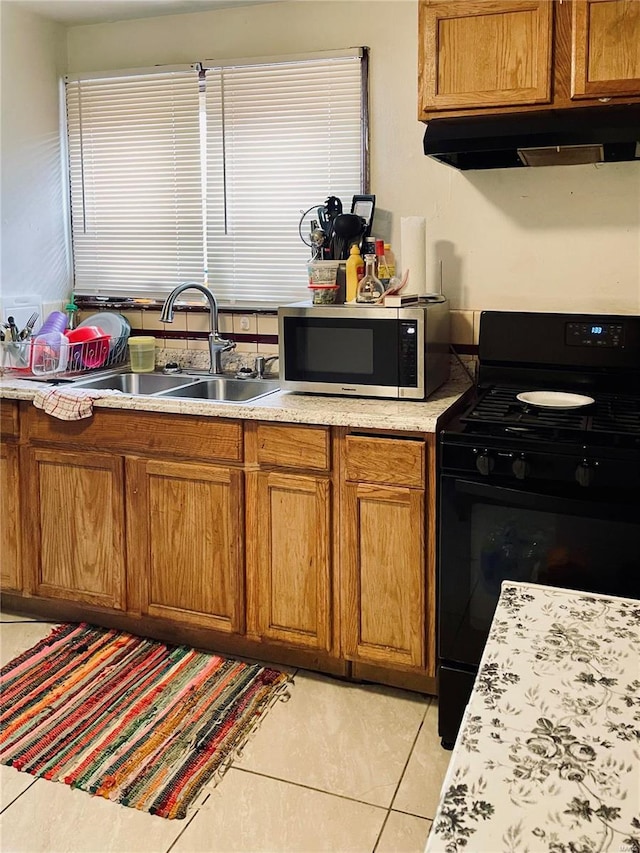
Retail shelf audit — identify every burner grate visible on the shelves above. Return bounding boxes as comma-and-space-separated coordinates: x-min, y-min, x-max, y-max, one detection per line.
460, 386, 640, 442
591, 394, 640, 436
462, 387, 589, 432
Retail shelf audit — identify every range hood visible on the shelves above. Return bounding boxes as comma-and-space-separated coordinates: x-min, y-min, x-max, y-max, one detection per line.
423, 104, 640, 170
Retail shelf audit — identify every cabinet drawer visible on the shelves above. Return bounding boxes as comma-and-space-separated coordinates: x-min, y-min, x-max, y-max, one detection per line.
24, 407, 243, 464
255, 423, 330, 472
344, 435, 424, 488
0, 401, 19, 439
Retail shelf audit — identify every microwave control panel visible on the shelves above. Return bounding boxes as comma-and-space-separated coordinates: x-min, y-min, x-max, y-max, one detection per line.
398, 320, 418, 387
566, 321, 624, 348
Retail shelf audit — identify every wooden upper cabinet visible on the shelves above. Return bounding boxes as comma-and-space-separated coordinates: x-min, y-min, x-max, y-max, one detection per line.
571, 0, 640, 98
419, 0, 553, 117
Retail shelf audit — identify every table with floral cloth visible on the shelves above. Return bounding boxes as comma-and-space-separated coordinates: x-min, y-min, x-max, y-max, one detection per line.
426, 581, 640, 853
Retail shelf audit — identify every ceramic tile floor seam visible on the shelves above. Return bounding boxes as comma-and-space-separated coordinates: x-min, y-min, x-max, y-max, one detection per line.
164, 792, 211, 853
374, 697, 430, 850
0, 777, 38, 816
232, 765, 392, 811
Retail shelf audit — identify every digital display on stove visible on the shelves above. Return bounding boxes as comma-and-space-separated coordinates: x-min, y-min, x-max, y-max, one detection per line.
566, 322, 624, 348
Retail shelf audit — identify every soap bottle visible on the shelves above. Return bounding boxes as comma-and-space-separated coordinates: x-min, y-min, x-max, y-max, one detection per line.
65, 300, 78, 331
345, 244, 365, 302
356, 254, 385, 303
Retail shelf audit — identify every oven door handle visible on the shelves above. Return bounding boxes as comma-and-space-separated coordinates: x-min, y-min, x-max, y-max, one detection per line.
451, 477, 636, 523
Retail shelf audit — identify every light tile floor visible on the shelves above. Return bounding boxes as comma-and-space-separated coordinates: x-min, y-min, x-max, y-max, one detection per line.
0, 613, 450, 853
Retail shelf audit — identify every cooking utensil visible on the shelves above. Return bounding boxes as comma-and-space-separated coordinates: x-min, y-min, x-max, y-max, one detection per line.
7, 316, 19, 342
18, 311, 39, 340
516, 391, 595, 409
331, 213, 365, 261
310, 227, 326, 260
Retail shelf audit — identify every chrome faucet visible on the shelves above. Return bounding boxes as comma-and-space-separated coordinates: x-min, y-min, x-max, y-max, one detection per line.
160, 281, 235, 375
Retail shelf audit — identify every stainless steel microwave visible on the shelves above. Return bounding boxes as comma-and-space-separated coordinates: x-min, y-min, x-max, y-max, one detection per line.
278, 299, 450, 400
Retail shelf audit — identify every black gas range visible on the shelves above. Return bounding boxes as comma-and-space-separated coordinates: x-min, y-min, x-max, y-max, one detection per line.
437, 311, 640, 748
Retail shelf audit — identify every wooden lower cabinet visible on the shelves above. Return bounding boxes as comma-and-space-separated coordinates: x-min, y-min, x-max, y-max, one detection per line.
25, 447, 126, 609
247, 469, 332, 651
0, 442, 21, 592
341, 481, 425, 670
127, 457, 244, 633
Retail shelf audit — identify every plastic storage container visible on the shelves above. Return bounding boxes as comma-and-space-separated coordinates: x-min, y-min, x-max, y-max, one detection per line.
309, 284, 339, 305
127, 336, 156, 373
307, 260, 340, 287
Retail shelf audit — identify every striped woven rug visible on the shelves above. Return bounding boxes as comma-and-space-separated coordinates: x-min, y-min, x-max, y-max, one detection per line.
0, 623, 290, 819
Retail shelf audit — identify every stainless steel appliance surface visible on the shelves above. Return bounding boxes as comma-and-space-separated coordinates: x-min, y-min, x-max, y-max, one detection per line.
278, 298, 449, 400
437, 311, 640, 749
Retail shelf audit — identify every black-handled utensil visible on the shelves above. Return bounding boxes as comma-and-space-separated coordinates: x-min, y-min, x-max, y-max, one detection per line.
7, 316, 19, 342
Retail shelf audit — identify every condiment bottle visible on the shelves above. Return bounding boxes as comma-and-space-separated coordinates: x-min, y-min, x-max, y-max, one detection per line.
356, 254, 385, 303
345, 244, 365, 302
65, 301, 78, 331
383, 244, 396, 279
375, 239, 391, 289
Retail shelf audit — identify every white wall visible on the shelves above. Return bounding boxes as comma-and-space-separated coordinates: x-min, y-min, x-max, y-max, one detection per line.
0, 3, 70, 305
0, 0, 637, 315
33, 0, 640, 314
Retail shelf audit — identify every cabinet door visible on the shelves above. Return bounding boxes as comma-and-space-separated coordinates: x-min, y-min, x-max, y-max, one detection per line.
0, 443, 21, 592
248, 471, 331, 651
27, 448, 126, 609
341, 482, 425, 669
572, 0, 640, 98
129, 459, 244, 633
419, 0, 553, 116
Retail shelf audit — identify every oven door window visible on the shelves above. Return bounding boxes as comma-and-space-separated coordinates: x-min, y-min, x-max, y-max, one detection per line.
439, 476, 640, 669
282, 317, 402, 386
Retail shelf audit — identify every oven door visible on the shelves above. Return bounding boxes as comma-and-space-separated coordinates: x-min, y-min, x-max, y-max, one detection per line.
279, 307, 424, 398
439, 475, 640, 670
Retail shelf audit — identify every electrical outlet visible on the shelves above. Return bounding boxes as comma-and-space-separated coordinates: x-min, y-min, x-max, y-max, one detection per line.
240, 316, 250, 331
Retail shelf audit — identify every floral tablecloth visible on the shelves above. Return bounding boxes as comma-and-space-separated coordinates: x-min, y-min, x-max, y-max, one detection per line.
426, 581, 640, 853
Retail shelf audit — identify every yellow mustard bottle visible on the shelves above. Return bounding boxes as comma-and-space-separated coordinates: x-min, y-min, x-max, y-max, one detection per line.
346, 244, 365, 302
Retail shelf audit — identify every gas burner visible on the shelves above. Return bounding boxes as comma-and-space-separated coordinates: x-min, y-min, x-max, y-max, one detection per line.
458, 385, 640, 449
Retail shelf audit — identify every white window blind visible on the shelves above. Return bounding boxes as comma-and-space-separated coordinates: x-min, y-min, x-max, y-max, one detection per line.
205, 54, 364, 302
66, 67, 204, 297
66, 51, 366, 303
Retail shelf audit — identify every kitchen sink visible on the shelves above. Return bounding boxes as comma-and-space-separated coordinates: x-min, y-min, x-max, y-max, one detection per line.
70, 372, 201, 394
160, 377, 280, 403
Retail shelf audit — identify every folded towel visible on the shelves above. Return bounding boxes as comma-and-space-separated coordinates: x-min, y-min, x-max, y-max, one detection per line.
32, 387, 122, 421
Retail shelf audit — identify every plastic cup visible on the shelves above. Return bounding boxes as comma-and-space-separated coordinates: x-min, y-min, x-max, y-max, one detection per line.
127, 336, 156, 373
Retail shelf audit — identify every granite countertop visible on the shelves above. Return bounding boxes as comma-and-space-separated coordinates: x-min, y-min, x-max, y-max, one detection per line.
426, 581, 640, 853
0, 374, 472, 432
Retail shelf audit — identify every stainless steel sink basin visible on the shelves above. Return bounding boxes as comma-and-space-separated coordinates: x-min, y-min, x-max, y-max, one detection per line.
70, 372, 200, 394
159, 377, 280, 403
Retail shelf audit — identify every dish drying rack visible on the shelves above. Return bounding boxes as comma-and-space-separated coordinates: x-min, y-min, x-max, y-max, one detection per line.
0, 334, 129, 379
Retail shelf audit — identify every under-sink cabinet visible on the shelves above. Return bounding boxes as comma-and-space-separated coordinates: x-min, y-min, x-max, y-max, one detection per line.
127, 457, 244, 633
3, 402, 439, 694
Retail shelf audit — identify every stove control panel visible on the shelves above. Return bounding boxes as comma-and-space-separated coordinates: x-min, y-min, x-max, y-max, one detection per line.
566, 321, 624, 348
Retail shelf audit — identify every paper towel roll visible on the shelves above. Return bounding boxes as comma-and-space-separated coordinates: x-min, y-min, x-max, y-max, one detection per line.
400, 217, 427, 296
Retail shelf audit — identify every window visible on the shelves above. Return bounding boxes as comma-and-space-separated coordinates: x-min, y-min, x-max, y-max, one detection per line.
65, 50, 367, 304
